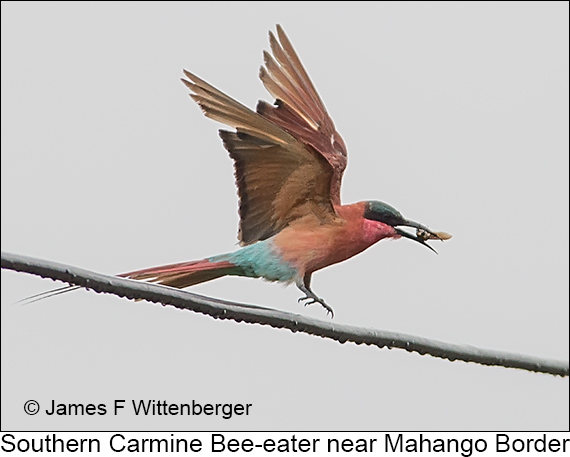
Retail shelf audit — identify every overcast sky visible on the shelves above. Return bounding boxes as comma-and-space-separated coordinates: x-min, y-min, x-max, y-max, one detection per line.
2, 2, 568, 431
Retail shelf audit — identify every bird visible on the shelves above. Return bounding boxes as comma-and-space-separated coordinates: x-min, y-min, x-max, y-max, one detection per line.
116, 25, 451, 317
23, 25, 450, 316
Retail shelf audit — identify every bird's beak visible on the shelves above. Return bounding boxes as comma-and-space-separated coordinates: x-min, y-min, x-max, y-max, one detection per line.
394, 220, 451, 254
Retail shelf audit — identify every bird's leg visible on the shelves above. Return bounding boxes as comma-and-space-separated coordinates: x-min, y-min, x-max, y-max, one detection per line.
296, 274, 334, 318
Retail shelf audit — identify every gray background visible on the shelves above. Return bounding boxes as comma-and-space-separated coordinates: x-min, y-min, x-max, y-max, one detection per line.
2, 2, 568, 431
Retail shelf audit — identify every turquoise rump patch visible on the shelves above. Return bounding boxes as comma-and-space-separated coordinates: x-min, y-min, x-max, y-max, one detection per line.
209, 240, 298, 283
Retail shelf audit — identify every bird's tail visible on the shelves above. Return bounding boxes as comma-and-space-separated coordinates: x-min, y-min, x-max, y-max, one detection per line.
18, 257, 242, 305
119, 257, 243, 289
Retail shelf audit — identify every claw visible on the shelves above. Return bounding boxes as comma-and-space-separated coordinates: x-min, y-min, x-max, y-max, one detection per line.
297, 294, 334, 318
321, 302, 334, 318
296, 279, 335, 318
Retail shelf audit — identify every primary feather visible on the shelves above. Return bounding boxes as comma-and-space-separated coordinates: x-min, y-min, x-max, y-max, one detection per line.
181, 25, 346, 245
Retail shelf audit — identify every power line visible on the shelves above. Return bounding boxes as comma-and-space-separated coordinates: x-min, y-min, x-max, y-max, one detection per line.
2, 251, 568, 377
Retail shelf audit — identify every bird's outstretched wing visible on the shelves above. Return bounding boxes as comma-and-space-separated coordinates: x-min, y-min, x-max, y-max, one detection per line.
182, 70, 339, 245
257, 25, 347, 205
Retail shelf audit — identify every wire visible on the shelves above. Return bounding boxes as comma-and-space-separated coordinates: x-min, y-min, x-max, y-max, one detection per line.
2, 251, 568, 377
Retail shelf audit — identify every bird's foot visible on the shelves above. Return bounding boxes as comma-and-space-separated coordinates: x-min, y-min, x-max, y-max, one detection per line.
298, 295, 334, 318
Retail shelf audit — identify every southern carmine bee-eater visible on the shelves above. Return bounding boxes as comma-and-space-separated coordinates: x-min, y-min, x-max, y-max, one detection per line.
27, 26, 451, 316
117, 25, 451, 317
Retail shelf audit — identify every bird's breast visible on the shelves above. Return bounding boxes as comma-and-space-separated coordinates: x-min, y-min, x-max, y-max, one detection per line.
274, 211, 395, 275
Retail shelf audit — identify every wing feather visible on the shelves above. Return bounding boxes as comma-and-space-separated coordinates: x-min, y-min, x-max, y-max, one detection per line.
221, 131, 337, 245
258, 25, 348, 203
181, 70, 338, 245
182, 71, 287, 144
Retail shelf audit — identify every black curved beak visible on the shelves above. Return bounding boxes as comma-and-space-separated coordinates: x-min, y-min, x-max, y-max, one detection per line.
394, 220, 439, 254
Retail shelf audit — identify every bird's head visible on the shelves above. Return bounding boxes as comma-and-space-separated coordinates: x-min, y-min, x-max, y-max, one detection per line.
363, 201, 451, 253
